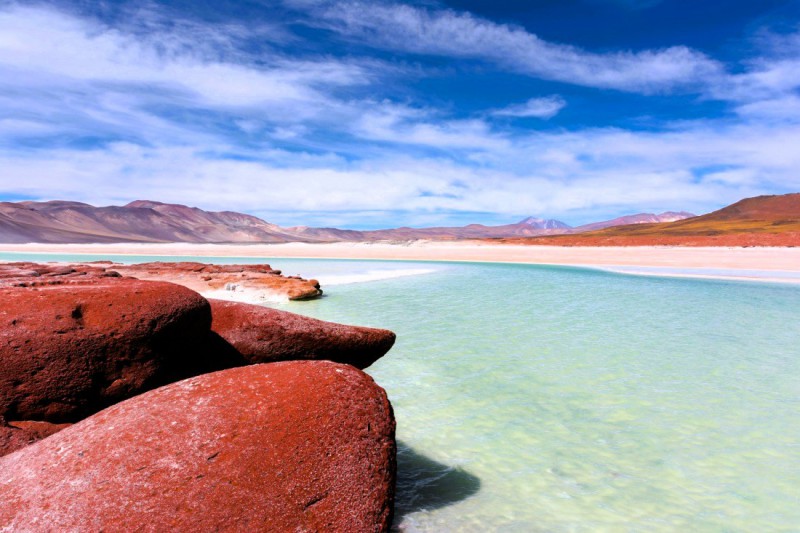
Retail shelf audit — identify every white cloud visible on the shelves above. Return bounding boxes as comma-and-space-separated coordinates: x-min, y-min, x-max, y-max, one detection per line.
299, 2, 800, 117
0, 3, 368, 112
734, 95, 800, 121
0, 2, 405, 154
354, 103, 509, 150
701, 28, 800, 118
306, 1, 723, 93
710, 57, 800, 105
3, 116, 799, 225
0, 2, 799, 227
492, 96, 566, 119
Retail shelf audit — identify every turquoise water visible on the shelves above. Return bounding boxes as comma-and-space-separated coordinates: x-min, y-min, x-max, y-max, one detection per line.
3, 253, 800, 531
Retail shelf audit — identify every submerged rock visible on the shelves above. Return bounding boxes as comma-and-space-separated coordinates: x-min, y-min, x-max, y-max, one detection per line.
210, 299, 396, 369
0, 279, 211, 423
0, 362, 396, 532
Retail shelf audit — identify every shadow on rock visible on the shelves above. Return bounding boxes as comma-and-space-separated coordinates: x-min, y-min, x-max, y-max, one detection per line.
393, 441, 481, 524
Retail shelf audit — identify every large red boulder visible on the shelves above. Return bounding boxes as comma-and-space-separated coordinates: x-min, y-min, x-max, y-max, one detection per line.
209, 299, 396, 369
0, 362, 396, 532
0, 279, 211, 423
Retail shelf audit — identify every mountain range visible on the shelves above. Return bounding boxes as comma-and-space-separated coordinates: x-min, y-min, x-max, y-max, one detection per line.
4, 194, 798, 246
0, 199, 697, 244
500, 193, 800, 246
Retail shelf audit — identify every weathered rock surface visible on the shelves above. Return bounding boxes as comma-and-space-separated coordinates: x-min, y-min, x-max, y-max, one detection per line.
0, 416, 71, 457
0, 260, 322, 301
0, 261, 118, 287
209, 299, 396, 370
115, 261, 323, 301
0, 278, 211, 423
0, 362, 396, 532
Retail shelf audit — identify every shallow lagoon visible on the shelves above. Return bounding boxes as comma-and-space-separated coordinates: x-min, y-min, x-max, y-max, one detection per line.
3, 253, 799, 531
284, 259, 800, 532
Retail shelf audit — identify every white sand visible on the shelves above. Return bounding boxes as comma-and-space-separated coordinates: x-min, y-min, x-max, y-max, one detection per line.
2, 241, 800, 284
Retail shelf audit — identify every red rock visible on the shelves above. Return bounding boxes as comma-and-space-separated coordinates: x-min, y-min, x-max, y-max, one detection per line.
0, 416, 71, 457
209, 299, 396, 369
115, 261, 323, 301
0, 417, 31, 458
0, 362, 396, 532
0, 262, 110, 286
0, 279, 211, 423
0, 261, 322, 301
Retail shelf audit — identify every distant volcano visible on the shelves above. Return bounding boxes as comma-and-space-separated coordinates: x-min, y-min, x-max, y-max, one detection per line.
517, 217, 572, 229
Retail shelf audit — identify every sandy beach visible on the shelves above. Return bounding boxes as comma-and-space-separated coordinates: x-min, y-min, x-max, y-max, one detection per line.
1, 241, 800, 284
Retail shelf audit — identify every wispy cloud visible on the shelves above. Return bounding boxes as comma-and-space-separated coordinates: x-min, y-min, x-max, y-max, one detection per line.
491, 96, 567, 119
0, 1, 798, 227
298, 1, 723, 93
352, 102, 509, 150
3, 116, 799, 225
0, 2, 370, 130
704, 28, 800, 123
14, 16, 355, 92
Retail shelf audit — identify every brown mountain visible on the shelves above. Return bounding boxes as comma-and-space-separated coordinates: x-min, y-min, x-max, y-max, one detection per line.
290, 220, 570, 242
573, 211, 695, 232
1, 195, 794, 245
0, 200, 300, 244
0, 201, 573, 243
498, 194, 800, 246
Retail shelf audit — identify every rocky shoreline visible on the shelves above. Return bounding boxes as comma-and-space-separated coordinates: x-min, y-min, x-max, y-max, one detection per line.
113, 261, 324, 302
0, 261, 397, 531
0, 260, 323, 301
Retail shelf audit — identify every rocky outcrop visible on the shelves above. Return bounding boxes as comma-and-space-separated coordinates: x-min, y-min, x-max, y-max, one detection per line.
114, 261, 323, 301
0, 261, 120, 285
0, 260, 398, 528
0, 362, 396, 532
209, 299, 396, 369
0, 261, 395, 453
0, 278, 211, 423
0, 260, 322, 301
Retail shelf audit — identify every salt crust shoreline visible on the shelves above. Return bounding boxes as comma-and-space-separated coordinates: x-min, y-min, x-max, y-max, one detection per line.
1, 241, 799, 285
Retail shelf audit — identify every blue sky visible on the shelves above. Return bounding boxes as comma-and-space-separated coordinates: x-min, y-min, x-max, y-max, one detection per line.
1, 0, 799, 228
